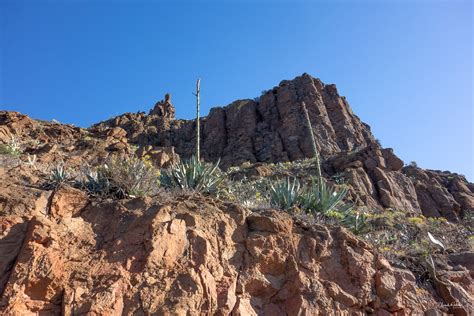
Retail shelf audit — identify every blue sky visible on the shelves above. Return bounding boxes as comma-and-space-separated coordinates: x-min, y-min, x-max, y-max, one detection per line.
1, 0, 472, 180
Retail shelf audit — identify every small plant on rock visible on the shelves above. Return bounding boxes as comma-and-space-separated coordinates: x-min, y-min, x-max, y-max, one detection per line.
267, 176, 351, 217
225, 178, 268, 209
300, 177, 351, 215
45, 164, 70, 189
80, 168, 113, 197
342, 209, 371, 234
0, 136, 22, 157
331, 172, 346, 185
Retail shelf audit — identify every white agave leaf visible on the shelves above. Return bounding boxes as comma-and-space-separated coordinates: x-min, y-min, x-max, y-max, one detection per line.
427, 232, 445, 250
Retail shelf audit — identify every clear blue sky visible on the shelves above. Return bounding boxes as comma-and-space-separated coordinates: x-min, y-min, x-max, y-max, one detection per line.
1, 0, 472, 180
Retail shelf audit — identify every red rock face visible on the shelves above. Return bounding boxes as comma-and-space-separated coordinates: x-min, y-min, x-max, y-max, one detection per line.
0, 73, 473, 314
2, 74, 473, 220
89, 74, 473, 220
107, 74, 376, 167
2, 185, 463, 315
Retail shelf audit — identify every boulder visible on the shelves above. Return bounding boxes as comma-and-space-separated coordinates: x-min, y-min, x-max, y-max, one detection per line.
50, 186, 89, 218
136, 145, 180, 168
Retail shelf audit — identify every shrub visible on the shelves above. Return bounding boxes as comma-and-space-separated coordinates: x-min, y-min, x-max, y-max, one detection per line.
104, 155, 160, 197
226, 178, 268, 209
160, 156, 225, 194
407, 216, 425, 226
0, 136, 22, 156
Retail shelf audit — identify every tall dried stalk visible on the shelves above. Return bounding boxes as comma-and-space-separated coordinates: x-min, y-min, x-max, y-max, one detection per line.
302, 101, 322, 179
193, 78, 201, 161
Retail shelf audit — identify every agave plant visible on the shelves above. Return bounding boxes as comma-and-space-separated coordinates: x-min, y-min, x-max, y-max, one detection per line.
80, 168, 112, 197
299, 176, 351, 215
45, 164, 70, 189
161, 156, 225, 194
268, 177, 302, 210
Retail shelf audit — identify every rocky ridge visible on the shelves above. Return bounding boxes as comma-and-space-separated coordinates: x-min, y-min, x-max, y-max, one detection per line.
93, 75, 474, 222
0, 73, 473, 315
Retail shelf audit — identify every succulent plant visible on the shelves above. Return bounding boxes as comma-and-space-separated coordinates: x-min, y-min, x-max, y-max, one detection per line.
45, 164, 70, 189
268, 177, 302, 210
300, 177, 351, 215
161, 156, 225, 194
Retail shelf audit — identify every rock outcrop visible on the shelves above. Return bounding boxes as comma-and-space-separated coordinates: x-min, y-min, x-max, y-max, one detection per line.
95, 74, 376, 167
2, 74, 473, 221
92, 74, 473, 220
149, 93, 175, 119
1, 179, 469, 315
1, 73, 473, 315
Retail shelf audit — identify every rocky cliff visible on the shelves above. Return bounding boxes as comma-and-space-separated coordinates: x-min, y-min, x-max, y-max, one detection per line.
0, 168, 470, 315
0, 73, 473, 315
92, 73, 473, 221
94, 73, 376, 167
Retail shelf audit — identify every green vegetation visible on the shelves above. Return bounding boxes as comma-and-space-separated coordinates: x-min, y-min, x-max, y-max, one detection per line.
79, 156, 159, 197
0, 137, 22, 156
45, 164, 70, 189
80, 168, 113, 197
267, 176, 351, 216
300, 177, 351, 214
268, 177, 301, 210
161, 156, 225, 194
225, 178, 267, 208
101, 155, 160, 197
338, 209, 471, 283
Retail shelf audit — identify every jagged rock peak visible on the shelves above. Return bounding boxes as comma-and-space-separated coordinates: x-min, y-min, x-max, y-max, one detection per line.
195, 72, 376, 166
148, 93, 175, 119
92, 73, 378, 167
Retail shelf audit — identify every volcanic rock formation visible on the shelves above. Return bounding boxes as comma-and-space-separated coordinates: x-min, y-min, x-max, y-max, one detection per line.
0, 73, 473, 315
0, 174, 470, 315
93, 74, 474, 221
